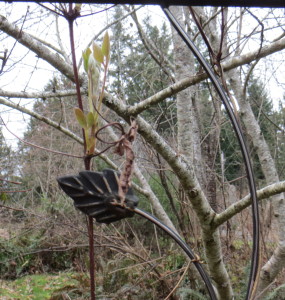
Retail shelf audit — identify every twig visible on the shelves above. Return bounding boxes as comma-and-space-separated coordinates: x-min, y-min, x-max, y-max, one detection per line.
0, 204, 27, 211
164, 261, 191, 300
0, 178, 22, 185
95, 119, 138, 202
0, 116, 83, 159
77, 5, 144, 68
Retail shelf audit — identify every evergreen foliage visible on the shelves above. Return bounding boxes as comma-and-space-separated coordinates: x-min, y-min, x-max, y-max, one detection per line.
220, 76, 285, 183
0, 128, 12, 178
109, 6, 176, 134
0, 128, 13, 199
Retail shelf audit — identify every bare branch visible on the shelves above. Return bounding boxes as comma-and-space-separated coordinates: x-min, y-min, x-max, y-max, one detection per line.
100, 118, 178, 232
28, 32, 67, 59
128, 37, 285, 115
0, 96, 83, 143
223, 37, 285, 70
103, 92, 216, 225
0, 15, 81, 83
55, 13, 72, 64
214, 181, 285, 227
126, 5, 175, 82
1, 117, 83, 159
0, 22, 283, 112
0, 88, 80, 99
0, 98, 149, 205
77, 5, 144, 69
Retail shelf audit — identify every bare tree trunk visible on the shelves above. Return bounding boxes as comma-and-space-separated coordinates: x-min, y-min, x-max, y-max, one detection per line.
171, 7, 205, 184
192, 7, 224, 212
203, 132, 219, 212
133, 165, 178, 233
228, 69, 285, 296
170, 7, 234, 299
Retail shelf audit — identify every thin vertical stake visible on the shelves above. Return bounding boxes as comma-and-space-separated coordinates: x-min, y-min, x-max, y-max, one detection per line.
88, 216, 96, 300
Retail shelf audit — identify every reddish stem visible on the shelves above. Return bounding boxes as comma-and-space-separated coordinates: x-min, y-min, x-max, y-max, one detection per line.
67, 4, 95, 299
68, 8, 87, 161
88, 216, 96, 299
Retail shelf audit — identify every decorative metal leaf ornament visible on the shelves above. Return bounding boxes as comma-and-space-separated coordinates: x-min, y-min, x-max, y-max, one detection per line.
57, 169, 139, 224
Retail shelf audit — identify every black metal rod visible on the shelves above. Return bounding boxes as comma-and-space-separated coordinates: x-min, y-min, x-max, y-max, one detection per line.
162, 6, 260, 300
134, 208, 218, 300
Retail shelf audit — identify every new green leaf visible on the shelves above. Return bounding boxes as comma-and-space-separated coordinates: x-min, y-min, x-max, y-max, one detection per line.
82, 48, 91, 72
86, 111, 96, 128
74, 108, 87, 129
102, 31, 110, 58
93, 42, 104, 64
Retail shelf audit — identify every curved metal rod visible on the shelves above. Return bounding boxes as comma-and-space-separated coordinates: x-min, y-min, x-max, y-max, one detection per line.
134, 207, 218, 300
162, 6, 259, 300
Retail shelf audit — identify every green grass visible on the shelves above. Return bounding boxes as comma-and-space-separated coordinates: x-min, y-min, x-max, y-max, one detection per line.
0, 272, 80, 299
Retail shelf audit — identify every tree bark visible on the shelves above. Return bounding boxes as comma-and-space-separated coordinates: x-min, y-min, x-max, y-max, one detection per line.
170, 6, 206, 193
229, 69, 285, 296
168, 7, 234, 298
0, 15, 79, 83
